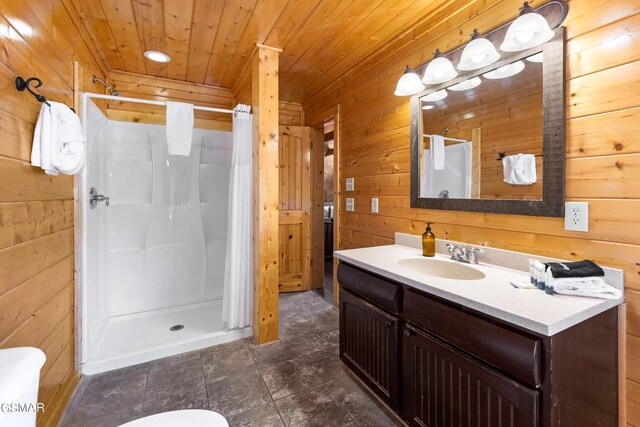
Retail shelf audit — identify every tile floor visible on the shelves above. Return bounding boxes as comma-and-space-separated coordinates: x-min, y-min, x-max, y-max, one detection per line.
61, 290, 403, 426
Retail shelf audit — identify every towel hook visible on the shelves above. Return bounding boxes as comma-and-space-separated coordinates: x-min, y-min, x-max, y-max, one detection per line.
16, 76, 51, 106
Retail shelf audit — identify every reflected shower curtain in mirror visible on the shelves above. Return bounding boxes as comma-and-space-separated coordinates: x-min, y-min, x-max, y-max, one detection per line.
223, 104, 252, 329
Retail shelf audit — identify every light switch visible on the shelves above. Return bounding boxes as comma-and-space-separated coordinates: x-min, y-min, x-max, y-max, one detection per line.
346, 198, 354, 212
346, 178, 354, 191
371, 198, 379, 214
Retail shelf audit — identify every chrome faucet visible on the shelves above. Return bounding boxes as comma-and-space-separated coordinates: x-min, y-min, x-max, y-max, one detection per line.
89, 187, 110, 209
446, 243, 484, 264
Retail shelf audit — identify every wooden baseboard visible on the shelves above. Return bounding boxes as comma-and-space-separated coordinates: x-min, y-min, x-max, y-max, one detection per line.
38, 371, 79, 427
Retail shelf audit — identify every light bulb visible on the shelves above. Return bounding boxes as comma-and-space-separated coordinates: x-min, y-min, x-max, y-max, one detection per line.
516, 31, 534, 43
500, 2, 554, 52
422, 49, 457, 84
457, 30, 500, 71
472, 53, 486, 64
394, 65, 425, 96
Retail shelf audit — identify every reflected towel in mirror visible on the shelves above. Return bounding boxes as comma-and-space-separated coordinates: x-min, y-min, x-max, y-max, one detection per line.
430, 135, 445, 170
502, 153, 536, 185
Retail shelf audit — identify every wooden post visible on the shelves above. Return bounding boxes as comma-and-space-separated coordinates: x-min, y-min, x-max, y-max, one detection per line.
252, 44, 281, 344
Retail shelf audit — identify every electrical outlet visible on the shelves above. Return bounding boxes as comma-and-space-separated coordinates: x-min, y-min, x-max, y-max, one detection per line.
346, 198, 354, 212
564, 202, 588, 232
371, 198, 379, 214
346, 178, 354, 192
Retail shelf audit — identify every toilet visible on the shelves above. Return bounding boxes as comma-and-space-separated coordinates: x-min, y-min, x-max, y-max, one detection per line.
0, 347, 46, 427
119, 409, 228, 427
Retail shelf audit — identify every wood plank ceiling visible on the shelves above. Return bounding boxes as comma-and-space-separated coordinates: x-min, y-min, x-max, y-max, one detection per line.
70, 0, 451, 103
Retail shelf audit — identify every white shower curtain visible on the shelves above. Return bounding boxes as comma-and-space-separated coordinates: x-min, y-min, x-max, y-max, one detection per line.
223, 104, 252, 330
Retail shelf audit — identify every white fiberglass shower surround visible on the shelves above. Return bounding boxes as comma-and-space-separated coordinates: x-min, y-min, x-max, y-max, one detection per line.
79, 93, 251, 374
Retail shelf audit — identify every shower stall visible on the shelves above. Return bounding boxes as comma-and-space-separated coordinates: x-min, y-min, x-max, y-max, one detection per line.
78, 95, 251, 375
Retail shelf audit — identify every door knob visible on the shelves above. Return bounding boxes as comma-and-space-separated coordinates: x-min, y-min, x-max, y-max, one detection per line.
385, 320, 394, 328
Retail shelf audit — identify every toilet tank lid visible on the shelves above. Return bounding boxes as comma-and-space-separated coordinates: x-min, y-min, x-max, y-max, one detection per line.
0, 347, 46, 403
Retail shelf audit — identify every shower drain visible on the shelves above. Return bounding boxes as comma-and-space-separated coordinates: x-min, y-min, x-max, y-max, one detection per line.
169, 324, 185, 331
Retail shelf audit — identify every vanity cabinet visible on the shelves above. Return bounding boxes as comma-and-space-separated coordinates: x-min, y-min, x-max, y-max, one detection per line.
337, 262, 619, 427
339, 288, 400, 407
403, 323, 539, 427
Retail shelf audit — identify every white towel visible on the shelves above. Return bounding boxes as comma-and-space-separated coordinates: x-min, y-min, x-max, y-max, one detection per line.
549, 276, 622, 300
166, 101, 194, 156
431, 135, 445, 170
31, 102, 84, 175
503, 153, 537, 185
50, 102, 85, 174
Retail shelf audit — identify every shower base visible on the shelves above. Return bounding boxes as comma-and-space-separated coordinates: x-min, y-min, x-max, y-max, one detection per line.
81, 300, 252, 375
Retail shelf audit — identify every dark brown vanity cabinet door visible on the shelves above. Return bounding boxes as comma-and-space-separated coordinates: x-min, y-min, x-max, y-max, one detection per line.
402, 324, 539, 427
340, 289, 399, 408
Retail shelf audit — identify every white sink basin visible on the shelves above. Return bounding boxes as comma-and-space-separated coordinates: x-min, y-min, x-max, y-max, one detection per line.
397, 257, 486, 280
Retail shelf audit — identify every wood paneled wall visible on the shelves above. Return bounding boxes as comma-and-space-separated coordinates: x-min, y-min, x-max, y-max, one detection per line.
0, 1, 107, 425
303, 0, 640, 424
108, 70, 304, 127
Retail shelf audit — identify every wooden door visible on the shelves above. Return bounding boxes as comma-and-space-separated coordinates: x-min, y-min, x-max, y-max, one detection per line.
278, 126, 323, 292
339, 289, 400, 408
402, 324, 539, 427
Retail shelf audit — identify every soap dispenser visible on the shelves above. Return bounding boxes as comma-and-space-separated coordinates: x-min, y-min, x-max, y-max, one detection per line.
422, 222, 436, 257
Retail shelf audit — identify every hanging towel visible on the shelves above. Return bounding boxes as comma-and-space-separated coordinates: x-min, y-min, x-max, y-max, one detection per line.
50, 102, 85, 175
431, 135, 445, 170
31, 102, 85, 175
502, 153, 537, 185
545, 260, 605, 278
549, 275, 622, 300
166, 101, 194, 156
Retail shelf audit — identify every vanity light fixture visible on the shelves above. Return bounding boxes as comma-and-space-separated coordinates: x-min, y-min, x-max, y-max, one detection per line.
500, 2, 554, 52
394, 65, 425, 96
423, 89, 448, 102
448, 77, 482, 91
422, 49, 458, 85
526, 52, 544, 63
144, 50, 171, 63
483, 60, 525, 79
457, 30, 501, 71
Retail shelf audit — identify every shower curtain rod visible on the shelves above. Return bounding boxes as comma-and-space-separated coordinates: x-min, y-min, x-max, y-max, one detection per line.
423, 134, 470, 144
84, 92, 235, 114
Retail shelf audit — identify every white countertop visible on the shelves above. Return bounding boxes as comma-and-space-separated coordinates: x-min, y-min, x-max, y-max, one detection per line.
334, 244, 623, 336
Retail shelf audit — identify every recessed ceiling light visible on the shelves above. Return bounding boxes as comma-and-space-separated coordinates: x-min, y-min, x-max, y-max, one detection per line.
144, 50, 171, 63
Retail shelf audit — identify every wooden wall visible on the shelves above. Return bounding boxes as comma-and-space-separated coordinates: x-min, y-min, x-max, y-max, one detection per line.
0, 1, 107, 425
303, 0, 640, 424
108, 70, 304, 128
422, 61, 544, 200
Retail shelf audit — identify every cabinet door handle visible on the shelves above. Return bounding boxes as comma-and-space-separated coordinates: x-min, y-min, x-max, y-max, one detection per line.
385, 320, 394, 328
403, 329, 414, 338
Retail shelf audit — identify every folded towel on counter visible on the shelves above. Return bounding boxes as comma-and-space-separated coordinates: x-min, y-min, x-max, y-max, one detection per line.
544, 260, 604, 278
502, 153, 536, 185
430, 135, 445, 170
166, 101, 194, 156
547, 275, 622, 300
31, 102, 85, 175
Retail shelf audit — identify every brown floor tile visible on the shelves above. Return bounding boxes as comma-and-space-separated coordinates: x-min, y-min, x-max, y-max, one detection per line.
207, 369, 272, 417
248, 339, 301, 367
274, 385, 353, 427
259, 358, 323, 400
226, 401, 285, 427
326, 374, 404, 427
143, 350, 209, 415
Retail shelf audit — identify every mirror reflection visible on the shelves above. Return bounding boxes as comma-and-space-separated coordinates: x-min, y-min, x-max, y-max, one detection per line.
419, 53, 543, 201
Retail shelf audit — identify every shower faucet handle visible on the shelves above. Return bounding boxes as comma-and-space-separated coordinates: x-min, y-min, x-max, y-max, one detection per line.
89, 187, 110, 209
